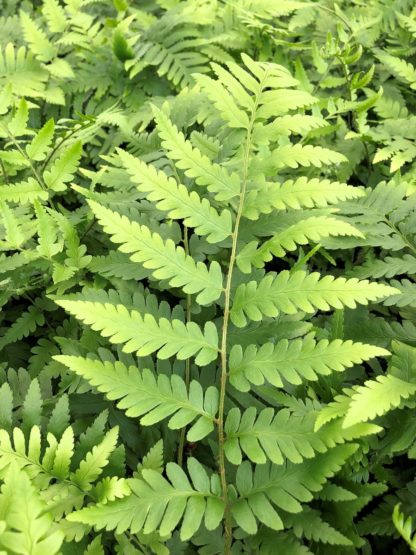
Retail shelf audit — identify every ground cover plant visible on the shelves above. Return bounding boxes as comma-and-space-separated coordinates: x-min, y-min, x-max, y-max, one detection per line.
1, 0, 416, 553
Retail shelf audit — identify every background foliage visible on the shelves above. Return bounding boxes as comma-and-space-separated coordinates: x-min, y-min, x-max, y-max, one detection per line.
1, 0, 416, 553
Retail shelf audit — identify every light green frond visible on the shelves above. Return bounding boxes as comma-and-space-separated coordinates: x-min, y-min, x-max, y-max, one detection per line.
0, 464, 64, 555
237, 217, 363, 272
243, 178, 364, 219
224, 407, 335, 465
43, 141, 82, 192
254, 114, 329, 143
151, 107, 240, 201
53, 299, 219, 366
229, 339, 389, 390
26, 118, 54, 161
352, 254, 416, 279
270, 144, 347, 169
375, 49, 416, 89
88, 200, 224, 305
118, 148, 232, 243
67, 458, 225, 541
343, 375, 416, 428
0, 179, 48, 203
231, 271, 399, 327
54, 355, 218, 441
0, 43, 48, 98
71, 427, 119, 491
230, 444, 357, 535
20, 10, 56, 63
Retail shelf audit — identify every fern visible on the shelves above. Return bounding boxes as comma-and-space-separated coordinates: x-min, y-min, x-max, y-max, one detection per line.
0, 0, 415, 552
54, 355, 219, 441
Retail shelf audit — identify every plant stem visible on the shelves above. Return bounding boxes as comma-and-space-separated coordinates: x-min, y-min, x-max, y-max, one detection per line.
217, 78, 265, 554
178, 226, 192, 467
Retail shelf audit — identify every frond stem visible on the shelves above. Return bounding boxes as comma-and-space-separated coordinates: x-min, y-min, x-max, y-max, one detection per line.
217, 76, 265, 554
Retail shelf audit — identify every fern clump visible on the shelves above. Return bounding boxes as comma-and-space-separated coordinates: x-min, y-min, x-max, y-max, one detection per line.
1, 0, 416, 553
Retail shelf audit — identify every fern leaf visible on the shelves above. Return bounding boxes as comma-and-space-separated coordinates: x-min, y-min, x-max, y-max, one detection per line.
71, 427, 119, 491
88, 251, 150, 281
20, 10, 56, 62
0, 201, 26, 248
51, 426, 74, 479
151, 107, 240, 201
270, 144, 347, 169
22, 379, 42, 434
54, 356, 218, 441
53, 300, 219, 366
0, 464, 64, 554
0, 43, 48, 98
0, 384, 13, 432
383, 279, 416, 308
243, 178, 364, 219
87, 200, 224, 305
118, 148, 232, 243
343, 375, 416, 428
224, 407, 335, 465
375, 49, 416, 89
26, 118, 54, 161
43, 141, 82, 192
254, 114, 329, 143
230, 444, 357, 534
42, 0, 67, 33
285, 507, 352, 546
0, 306, 45, 350
352, 254, 416, 279
7, 98, 29, 136
67, 458, 225, 541
231, 271, 399, 327
229, 339, 389, 390
237, 217, 363, 272
0, 179, 48, 203
34, 200, 61, 258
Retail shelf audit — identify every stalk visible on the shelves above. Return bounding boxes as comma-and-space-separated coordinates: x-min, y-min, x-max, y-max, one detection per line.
217, 80, 265, 554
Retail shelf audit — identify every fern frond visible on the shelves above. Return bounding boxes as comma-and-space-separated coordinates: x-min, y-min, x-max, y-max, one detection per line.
0, 179, 48, 203
229, 339, 389, 390
20, 10, 56, 63
284, 507, 352, 546
243, 178, 364, 219
151, 107, 240, 201
71, 427, 119, 491
53, 299, 219, 366
383, 279, 416, 308
54, 355, 218, 441
375, 49, 416, 89
352, 254, 416, 279
270, 144, 347, 169
224, 407, 338, 465
230, 444, 357, 534
87, 200, 224, 304
0, 43, 48, 98
118, 148, 232, 243
0, 306, 45, 351
67, 458, 224, 541
43, 141, 82, 192
0, 464, 64, 554
26, 118, 54, 161
237, 217, 363, 272
231, 271, 399, 327
343, 375, 416, 428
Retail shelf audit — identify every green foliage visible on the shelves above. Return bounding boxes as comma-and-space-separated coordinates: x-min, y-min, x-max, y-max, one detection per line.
1, 0, 416, 553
